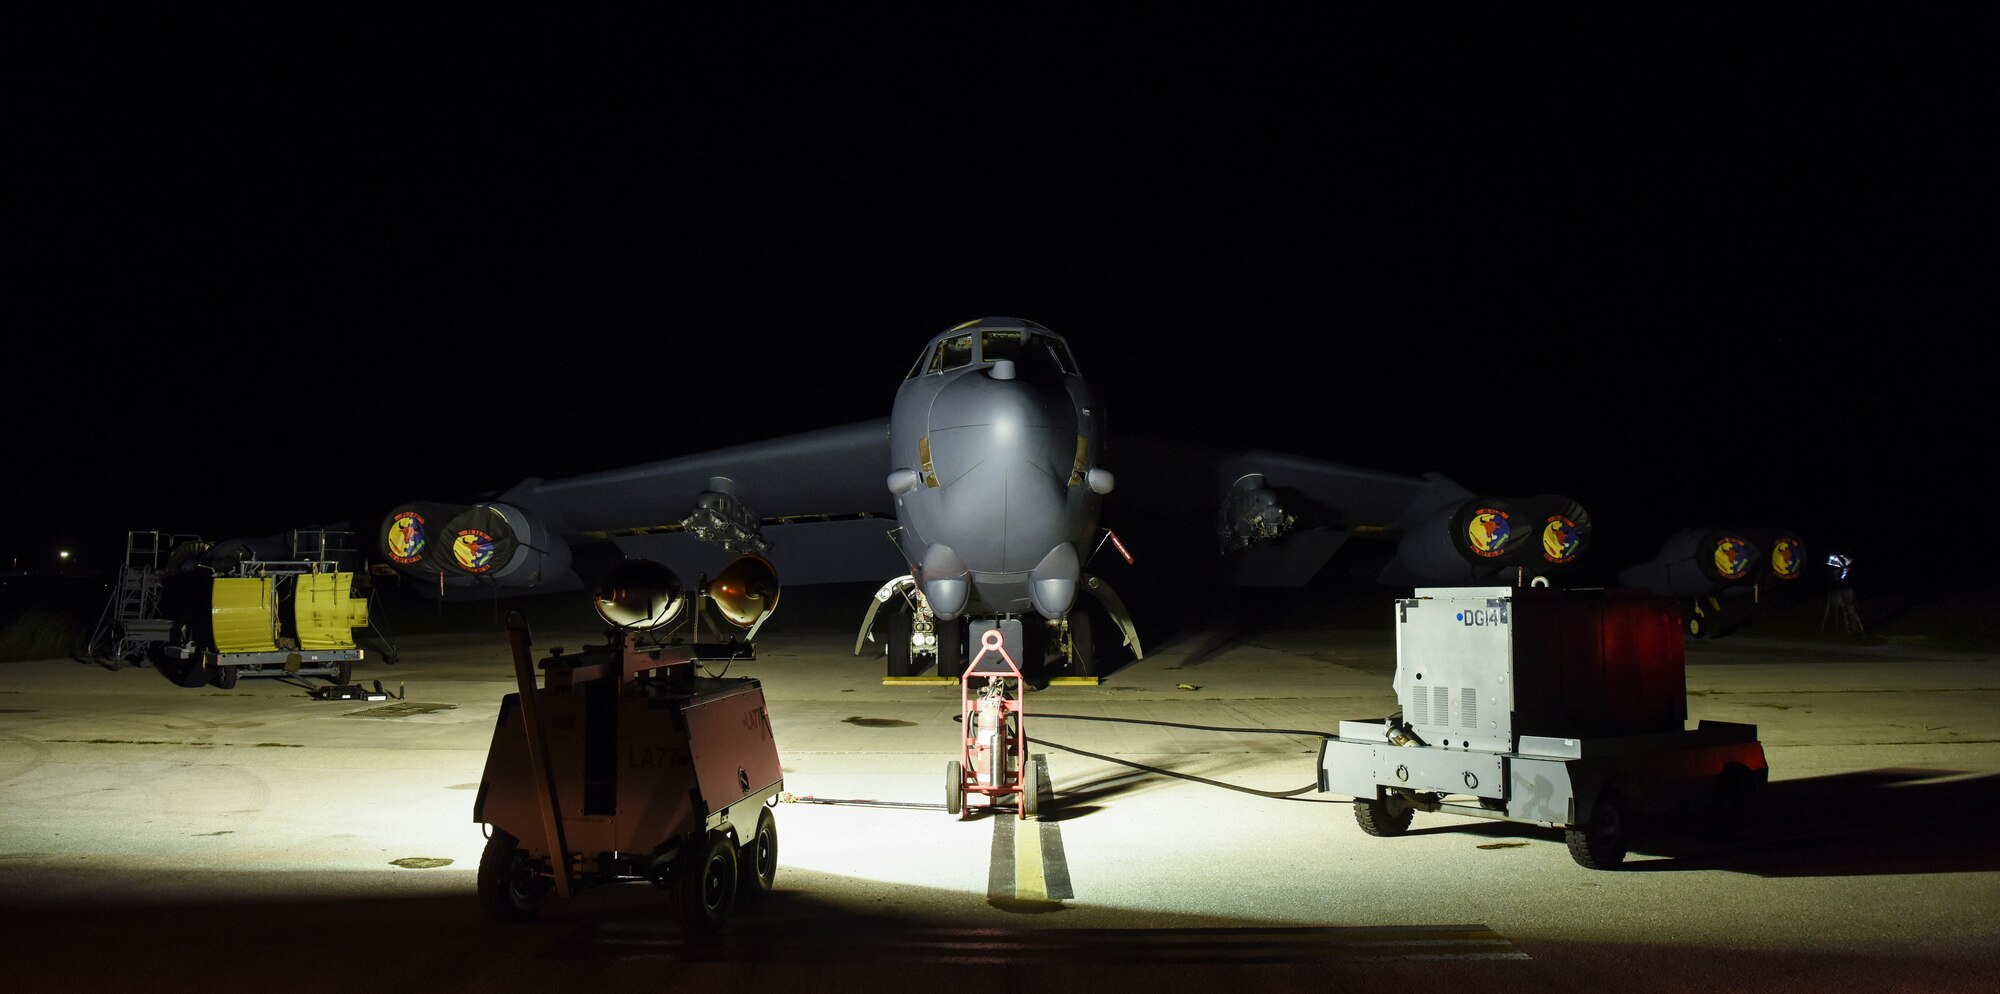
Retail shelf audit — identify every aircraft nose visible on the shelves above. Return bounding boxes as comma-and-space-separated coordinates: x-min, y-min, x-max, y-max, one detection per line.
924, 372, 1081, 573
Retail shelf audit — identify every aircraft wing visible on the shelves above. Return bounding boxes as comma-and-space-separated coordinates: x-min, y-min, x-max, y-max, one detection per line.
1105, 437, 1590, 589
372, 420, 1806, 640
379, 419, 908, 598
1103, 437, 1807, 640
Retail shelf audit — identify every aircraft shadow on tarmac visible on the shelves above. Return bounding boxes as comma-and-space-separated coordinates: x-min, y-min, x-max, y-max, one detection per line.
1395, 767, 2000, 877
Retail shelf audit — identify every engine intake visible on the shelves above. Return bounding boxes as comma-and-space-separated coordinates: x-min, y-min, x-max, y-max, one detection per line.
1386, 495, 1594, 585
378, 501, 573, 589
1617, 527, 1801, 598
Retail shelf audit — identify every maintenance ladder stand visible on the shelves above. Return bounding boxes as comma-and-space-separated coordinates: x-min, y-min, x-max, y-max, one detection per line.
81, 530, 199, 669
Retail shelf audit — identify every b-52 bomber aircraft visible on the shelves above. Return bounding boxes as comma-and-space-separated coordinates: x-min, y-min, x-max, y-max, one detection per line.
373, 317, 1808, 678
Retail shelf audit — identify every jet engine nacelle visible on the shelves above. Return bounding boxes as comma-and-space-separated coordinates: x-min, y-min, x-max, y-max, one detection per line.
379, 501, 466, 577
1754, 529, 1810, 586
378, 501, 573, 588
1617, 527, 1808, 597
1385, 495, 1593, 585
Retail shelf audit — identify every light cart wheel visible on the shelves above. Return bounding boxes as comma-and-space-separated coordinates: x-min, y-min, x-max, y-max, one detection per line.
674, 831, 739, 933
946, 759, 964, 815
738, 808, 778, 901
1354, 795, 1413, 836
1021, 755, 1042, 819
476, 829, 549, 923
1566, 790, 1630, 869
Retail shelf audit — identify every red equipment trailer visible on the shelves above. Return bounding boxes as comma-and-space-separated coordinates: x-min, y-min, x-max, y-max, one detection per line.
474, 555, 785, 931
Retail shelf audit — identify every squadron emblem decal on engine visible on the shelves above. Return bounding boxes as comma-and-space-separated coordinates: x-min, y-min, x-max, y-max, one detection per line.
1768, 537, 1803, 580
1710, 533, 1753, 580
453, 529, 498, 572
1466, 508, 1513, 558
386, 512, 427, 564
1541, 515, 1582, 563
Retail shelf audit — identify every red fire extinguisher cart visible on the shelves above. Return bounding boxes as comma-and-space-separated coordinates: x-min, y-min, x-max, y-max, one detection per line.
947, 627, 1040, 819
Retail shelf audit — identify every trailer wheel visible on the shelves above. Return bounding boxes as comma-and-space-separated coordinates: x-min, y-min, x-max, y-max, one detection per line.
946, 760, 964, 815
330, 658, 353, 686
208, 663, 238, 690
738, 808, 779, 901
1354, 796, 1413, 836
1566, 791, 1629, 869
674, 831, 739, 933
476, 829, 549, 923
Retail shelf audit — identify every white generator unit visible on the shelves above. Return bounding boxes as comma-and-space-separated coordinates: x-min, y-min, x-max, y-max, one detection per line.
1319, 586, 1767, 868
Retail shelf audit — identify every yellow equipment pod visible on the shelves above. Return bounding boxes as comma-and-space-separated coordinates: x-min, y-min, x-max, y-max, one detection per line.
210, 577, 280, 654
294, 572, 369, 650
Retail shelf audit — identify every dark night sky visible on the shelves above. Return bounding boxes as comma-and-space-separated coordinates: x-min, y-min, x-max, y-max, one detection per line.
9, 13, 1993, 596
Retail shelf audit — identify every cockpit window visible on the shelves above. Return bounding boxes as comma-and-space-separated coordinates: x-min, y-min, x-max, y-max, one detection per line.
981, 330, 1024, 363
982, 329, 1075, 376
925, 334, 974, 374
912, 327, 1076, 377
1043, 338, 1076, 375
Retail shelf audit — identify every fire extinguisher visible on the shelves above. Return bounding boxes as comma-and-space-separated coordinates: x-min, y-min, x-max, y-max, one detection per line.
974, 682, 1001, 785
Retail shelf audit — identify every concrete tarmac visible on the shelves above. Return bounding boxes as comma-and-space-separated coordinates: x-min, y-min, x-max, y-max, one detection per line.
3, 598, 1996, 993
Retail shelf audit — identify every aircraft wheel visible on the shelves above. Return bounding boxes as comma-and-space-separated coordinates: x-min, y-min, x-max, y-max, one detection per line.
886, 607, 916, 677
1566, 790, 1630, 869
208, 663, 239, 690
737, 808, 778, 901
935, 617, 966, 678
946, 759, 964, 815
1353, 795, 1413, 836
1685, 597, 1722, 640
476, 829, 549, 923
674, 830, 739, 933
1066, 611, 1097, 677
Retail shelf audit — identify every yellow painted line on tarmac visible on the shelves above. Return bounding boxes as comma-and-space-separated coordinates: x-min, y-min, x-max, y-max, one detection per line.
1013, 811, 1048, 900
986, 755, 1071, 903
881, 676, 956, 686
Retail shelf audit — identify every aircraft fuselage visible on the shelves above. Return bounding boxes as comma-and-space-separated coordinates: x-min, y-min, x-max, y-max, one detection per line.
885, 318, 1111, 621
